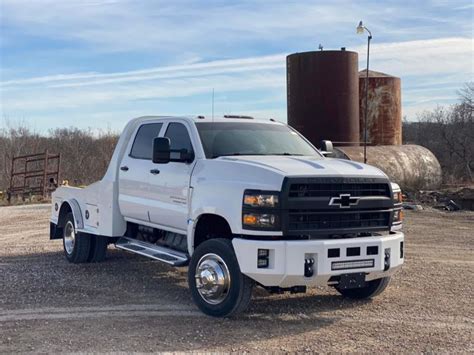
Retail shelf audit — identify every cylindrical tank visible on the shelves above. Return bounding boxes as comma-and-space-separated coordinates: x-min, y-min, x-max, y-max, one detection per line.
359, 70, 402, 145
334, 145, 442, 190
287, 50, 359, 146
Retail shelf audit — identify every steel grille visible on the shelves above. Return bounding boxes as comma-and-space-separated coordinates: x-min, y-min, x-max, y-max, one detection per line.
288, 210, 390, 231
289, 183, 390, 198
281, 177, 394, 236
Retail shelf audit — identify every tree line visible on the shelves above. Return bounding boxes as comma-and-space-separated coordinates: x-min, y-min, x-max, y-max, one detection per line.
403, 82, 473, 184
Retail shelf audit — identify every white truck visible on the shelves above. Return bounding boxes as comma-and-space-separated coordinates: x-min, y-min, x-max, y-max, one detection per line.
50, 115, 404, 317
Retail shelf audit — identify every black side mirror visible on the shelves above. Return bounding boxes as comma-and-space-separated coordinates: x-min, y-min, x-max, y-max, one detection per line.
153, 137, 194, 164
153, 137, 171, 164
320, 140, 334, 156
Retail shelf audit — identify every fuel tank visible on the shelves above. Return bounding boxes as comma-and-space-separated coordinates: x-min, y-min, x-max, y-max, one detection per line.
287, 50, 359, 146
334, 145, 442, 190
359, 70, 402, 145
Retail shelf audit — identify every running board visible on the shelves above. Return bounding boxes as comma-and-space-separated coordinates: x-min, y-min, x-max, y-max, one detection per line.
115, 237, 189, 266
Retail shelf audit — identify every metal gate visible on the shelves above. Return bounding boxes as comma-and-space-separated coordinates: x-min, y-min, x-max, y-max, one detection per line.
8, 151, 60, 201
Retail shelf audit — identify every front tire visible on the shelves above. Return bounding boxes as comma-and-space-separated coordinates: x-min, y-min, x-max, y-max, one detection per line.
188, 238, 254, 317
336, 276, 391, 299
63, 212, 91, 263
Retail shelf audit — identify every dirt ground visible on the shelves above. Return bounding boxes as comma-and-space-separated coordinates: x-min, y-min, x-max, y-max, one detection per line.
0, 204, 473, 353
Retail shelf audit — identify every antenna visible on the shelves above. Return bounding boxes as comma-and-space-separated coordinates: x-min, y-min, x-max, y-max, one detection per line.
212, 88, 215, 122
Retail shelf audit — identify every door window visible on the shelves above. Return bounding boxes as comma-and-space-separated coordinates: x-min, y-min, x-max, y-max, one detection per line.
165, 123, 194, 154
130, 123, 163, 159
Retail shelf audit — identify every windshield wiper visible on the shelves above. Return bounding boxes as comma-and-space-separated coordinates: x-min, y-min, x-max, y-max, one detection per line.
268, 153, 304, 156
212, 152, 305, 158
212, 153, 265, 158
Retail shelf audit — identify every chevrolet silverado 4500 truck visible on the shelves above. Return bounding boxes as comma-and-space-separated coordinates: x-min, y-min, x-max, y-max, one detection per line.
50, 115, 404, 317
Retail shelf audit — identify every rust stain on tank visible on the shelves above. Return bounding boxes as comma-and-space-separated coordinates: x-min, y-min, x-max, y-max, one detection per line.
359, 70, 402, 145
287, 50, 359, 146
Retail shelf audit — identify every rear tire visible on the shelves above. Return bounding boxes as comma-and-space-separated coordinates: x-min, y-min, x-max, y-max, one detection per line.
336, 276, 391, 299
88, 235, 108, 262
62, 212, 91, 263
188, 238, 254, 317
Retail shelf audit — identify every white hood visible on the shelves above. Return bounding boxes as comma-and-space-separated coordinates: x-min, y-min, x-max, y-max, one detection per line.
218, 156, 387, 178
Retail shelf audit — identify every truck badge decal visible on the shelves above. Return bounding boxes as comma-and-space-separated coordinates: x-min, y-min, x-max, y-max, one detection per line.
329, 194, 360, 208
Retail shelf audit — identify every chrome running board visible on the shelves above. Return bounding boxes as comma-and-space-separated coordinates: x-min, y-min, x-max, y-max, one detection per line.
115, 237, 189, 266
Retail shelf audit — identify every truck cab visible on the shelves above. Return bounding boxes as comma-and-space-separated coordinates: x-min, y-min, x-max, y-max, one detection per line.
50, 115, 404, 317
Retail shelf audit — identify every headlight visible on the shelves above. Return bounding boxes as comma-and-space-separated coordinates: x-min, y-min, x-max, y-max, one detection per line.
393, 209, 403, 223
391, 182, 402, 204
393, 191, 403, 204
243, 212, 280, 229
242, 190, 280, 230
243, 191, 279, 208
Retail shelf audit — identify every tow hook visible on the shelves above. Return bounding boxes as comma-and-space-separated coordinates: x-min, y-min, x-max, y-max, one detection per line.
384, 248, 391, 271
304, 258, 315, 277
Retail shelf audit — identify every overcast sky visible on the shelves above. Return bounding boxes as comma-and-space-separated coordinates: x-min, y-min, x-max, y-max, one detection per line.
1, 0, 473, 132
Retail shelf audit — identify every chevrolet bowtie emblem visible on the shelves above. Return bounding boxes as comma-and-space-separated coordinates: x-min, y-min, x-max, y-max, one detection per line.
329, 194, 360, 208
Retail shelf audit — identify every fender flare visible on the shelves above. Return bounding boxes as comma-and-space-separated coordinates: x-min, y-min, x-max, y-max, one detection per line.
187, 211, 232, 255
59, 199, 84, 230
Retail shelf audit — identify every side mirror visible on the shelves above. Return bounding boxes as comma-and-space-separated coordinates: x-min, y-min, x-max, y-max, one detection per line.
152, 137, 171, 164
152, 137, 195, 164
320, 140, 333, 156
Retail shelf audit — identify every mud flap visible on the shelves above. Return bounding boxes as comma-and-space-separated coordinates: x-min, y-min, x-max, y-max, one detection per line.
50, 222, 62, 240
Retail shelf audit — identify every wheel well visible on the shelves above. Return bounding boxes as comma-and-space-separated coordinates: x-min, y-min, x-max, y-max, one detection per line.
58, 202, 72, 228
193, 214, 232, 249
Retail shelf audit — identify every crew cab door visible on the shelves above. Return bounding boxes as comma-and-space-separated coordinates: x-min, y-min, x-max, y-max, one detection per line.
147, 121, 195, 233
118, 122, 163, 222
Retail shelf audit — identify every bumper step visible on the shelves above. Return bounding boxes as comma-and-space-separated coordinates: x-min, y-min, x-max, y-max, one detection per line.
115, 237, 189, 266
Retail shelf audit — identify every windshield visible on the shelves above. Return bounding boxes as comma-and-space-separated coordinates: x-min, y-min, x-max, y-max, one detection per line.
196, 122, 322, 159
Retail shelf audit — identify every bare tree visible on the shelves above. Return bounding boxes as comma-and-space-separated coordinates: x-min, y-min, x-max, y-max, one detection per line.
403, 82, 473, 183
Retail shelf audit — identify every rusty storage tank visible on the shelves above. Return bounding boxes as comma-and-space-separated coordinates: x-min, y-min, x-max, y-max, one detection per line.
334, 145, 442, 190
287, 50, 359, 146
359, 70, 402, 145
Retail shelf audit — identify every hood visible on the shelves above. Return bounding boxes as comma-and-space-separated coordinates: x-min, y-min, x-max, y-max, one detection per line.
218, 156, 387, 178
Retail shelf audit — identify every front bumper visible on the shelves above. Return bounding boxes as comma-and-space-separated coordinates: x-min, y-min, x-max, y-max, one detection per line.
232, 232, 404, 287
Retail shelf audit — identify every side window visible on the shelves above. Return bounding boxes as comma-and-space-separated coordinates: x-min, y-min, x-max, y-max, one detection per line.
165, 123, 194, 153
130, 123, 163, 159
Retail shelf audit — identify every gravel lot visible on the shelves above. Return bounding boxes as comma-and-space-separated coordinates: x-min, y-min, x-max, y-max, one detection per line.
0, 204, 473, 353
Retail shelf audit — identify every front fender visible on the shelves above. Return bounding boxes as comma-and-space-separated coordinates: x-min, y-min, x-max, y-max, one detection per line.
187, 208, 229, 255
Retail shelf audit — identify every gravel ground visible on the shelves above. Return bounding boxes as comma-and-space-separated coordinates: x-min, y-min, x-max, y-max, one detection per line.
0, 204, 473, 353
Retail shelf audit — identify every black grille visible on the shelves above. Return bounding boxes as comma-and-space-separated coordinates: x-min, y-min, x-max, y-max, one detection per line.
288, 210, 391, 232
289, 182, 390, 198
281, 177, 394, 237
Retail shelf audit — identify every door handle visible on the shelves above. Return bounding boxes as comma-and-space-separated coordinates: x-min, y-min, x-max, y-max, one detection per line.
120, 166, 129, 171
150, 169, 160, 175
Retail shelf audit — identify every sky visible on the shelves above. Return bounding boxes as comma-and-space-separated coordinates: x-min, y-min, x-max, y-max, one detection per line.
0, 0, 473, 133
